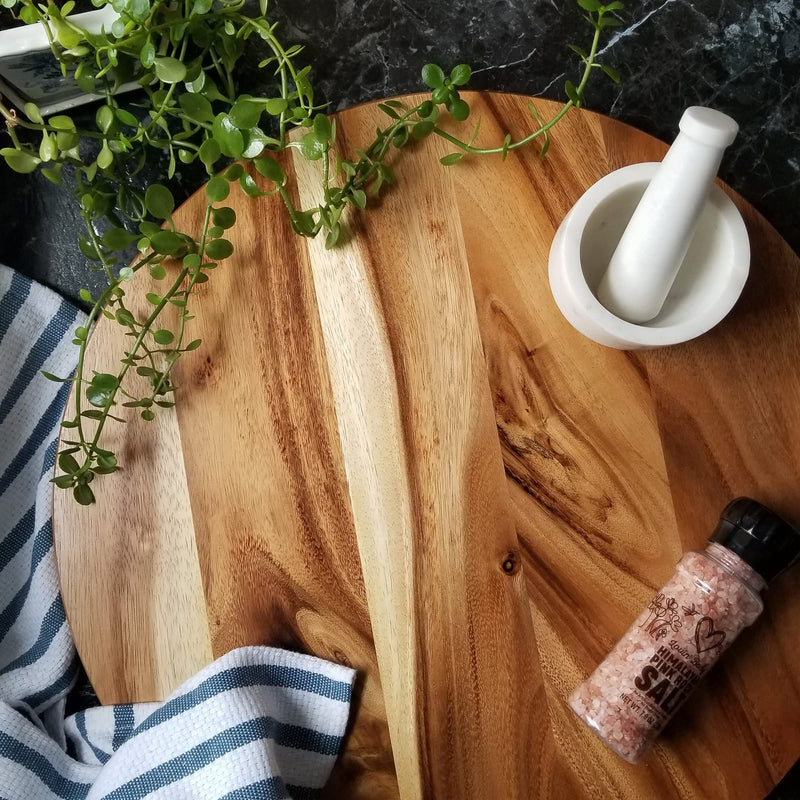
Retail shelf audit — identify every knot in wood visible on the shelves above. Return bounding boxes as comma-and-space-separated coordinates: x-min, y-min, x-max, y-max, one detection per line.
501, 552, 518, 575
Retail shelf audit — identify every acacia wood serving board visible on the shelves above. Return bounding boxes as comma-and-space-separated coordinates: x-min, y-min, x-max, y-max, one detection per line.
54, 94, 800, 799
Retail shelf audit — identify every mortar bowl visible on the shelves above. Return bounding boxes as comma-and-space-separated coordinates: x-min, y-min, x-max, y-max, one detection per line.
547, 162, 750, 349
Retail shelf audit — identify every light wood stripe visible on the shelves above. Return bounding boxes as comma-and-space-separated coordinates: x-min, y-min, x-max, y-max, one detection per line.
53, 288, 212, 703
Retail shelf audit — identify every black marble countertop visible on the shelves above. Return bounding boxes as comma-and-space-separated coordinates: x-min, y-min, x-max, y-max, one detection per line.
1, 2, 798, 795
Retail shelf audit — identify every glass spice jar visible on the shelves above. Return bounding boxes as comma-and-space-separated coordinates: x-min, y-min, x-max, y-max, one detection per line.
569, 497, 800, 763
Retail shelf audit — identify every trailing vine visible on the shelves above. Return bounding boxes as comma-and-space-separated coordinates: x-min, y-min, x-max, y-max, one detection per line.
0, 0, 623, 504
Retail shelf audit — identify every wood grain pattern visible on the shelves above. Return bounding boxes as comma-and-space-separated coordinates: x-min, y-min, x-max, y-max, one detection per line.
53, 301, 213, 702
292, 116, 539, 799
53, 94, 800, 799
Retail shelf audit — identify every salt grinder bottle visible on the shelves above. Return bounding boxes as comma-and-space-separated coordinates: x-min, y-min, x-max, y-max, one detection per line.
569, 498, 800, 763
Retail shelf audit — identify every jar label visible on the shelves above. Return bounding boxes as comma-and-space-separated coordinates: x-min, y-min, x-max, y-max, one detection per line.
628, 595, 726, 726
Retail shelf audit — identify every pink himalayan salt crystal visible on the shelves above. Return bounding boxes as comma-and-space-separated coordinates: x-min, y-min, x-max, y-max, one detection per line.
569, 543, 764, 762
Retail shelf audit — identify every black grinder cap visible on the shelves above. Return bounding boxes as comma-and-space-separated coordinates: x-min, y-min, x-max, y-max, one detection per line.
709, 497, 800, 583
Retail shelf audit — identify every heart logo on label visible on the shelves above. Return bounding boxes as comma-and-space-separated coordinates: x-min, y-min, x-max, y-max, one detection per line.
694, 616, 726, 654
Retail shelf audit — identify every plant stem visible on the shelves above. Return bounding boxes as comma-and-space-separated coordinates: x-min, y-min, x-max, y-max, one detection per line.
432, 20, 604, 156
79, 263, 191, 475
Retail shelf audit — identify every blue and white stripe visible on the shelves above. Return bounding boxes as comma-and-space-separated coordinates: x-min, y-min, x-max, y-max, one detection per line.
0, 265, 355, 798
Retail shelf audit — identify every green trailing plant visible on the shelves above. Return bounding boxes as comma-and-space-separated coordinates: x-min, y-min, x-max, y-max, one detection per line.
0, 0, 623, 504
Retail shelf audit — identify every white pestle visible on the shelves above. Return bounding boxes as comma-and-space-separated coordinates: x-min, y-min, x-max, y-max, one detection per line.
596, 107, 739, 324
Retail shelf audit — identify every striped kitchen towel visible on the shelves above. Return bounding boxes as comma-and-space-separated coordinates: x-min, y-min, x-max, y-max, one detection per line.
0, 264, 356, 799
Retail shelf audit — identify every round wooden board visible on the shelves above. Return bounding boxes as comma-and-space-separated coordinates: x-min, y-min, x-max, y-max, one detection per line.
54, 94, 800, 800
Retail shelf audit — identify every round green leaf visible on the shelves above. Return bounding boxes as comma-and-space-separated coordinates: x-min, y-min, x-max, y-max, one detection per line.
290, 209, 316, 236
241, 127, 268, 159
185, 338, 202, 351
1, 149, 40, 174
23, 102, 43, 124
79, 288, 92, 302
417, 100, 435, 119
229, 98, 262, 129
97, 142, 114, 169
153, 329, 174, 344
205, 176, 230, 202
141, 409, 155, 421
298, 132, 325, 161
58, 452, 80, 474
141, 222, 161, 238
86, 384, 113, 407
205, 238, 233, 260
145, 184, 175, 219
116, 108, 139, 127
56, 131, 79, 151
350, 189, 367, 209
450, 64, 472, 85
254, 156, 285, 184
96, 104, 115, 133
392, 127, 409, 148
92, 373, 119, 390
153, 56, 187, 84
102, 226, 138, 251
239, 173, 262, 198
412, 121, 434, 139
211, 206, 236, 229
179, 92, 214, 123
19, 4, 38, 22
128, 0, 150, 21
74, 483, 95, 505
42, 164, 63, 184
448, 98, 470, 121
422, 63, 445, 88
313, 113, 331, 143
432, 86, 450, 105
185, 69, 206, 93
149, 263, 167, 280
39, 133, 57, 162
53, 18, 82, 50
264, 97, 288, 115
199, 138, 220, 167
150, 230, 187, 256
49, 115, 75, 131
97, 454, 117, 470
116, 308, 136, 326
224, 163, 244, 181
212, 113, 244, 158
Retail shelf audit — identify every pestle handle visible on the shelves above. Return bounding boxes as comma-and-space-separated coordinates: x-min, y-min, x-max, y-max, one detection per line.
596, 107, 738, 323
